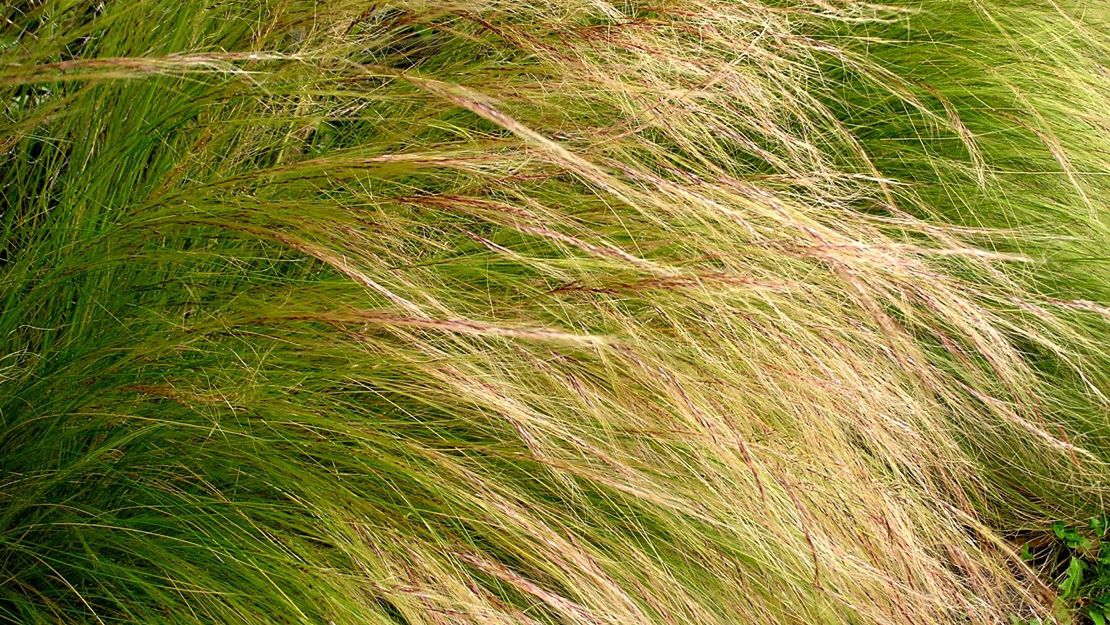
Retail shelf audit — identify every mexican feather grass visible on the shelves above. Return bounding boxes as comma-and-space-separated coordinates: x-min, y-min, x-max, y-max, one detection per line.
1, 1, 1108, 623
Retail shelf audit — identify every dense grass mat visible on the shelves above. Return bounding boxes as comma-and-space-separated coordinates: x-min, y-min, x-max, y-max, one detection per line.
2, 2, 1107, 623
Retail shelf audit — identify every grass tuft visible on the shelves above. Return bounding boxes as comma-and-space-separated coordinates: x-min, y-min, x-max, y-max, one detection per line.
1, 1, 1108, 623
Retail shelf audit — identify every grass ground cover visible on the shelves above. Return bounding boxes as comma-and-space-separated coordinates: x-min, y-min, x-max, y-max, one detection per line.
1, 1, 1107, 624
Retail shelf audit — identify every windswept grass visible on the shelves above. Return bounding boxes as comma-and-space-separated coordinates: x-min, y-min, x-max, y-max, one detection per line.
1, 1, 1107, 624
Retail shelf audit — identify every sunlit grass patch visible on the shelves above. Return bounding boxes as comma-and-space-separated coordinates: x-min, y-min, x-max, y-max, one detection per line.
1, 1, 1107, 624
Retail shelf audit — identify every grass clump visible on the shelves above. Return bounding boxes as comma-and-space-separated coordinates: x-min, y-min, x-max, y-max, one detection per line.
1, 1, 1108, 624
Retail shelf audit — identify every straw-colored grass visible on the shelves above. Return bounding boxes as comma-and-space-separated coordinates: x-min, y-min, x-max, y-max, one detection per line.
1, 1, 1107, 624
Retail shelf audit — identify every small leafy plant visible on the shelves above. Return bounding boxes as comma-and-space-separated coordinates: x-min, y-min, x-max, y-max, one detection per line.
1020, 515, 1110, 625
1054, 516, 1110, 625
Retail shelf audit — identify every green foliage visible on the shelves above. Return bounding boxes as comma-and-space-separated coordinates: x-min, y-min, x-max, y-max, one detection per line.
1017, 516, 1110, 625
1055, 516, 1110, 624
2, 1, 1108, 624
